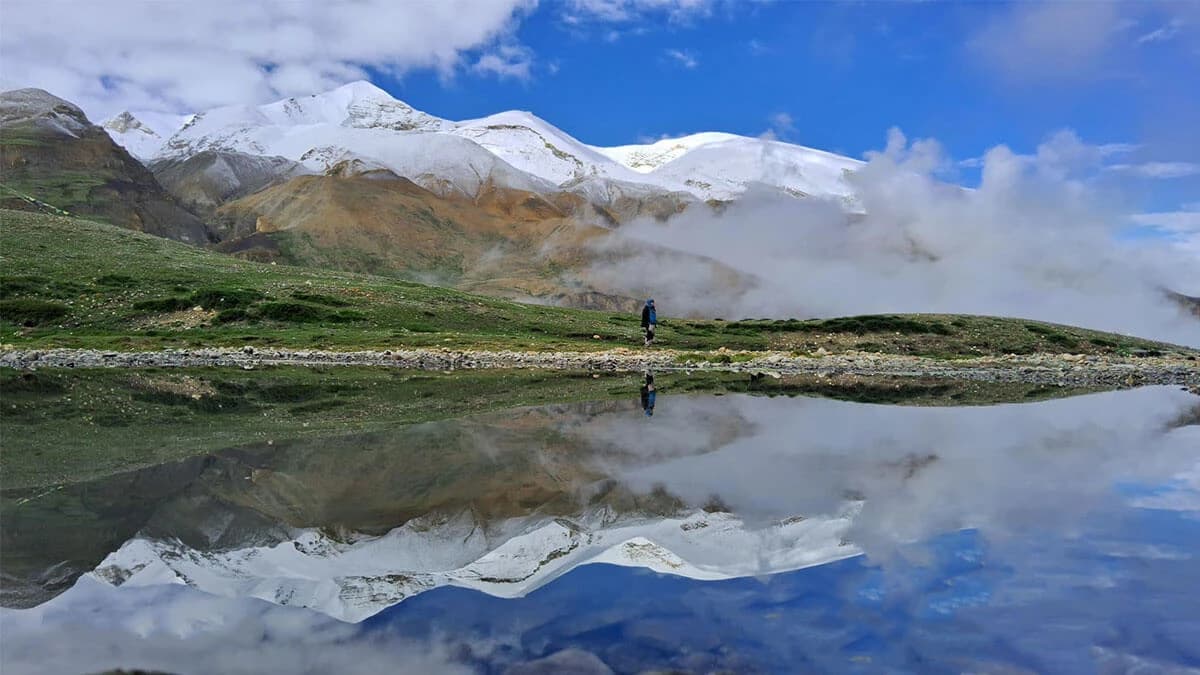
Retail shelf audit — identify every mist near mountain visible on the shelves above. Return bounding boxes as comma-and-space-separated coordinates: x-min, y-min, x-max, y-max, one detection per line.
0, 579, 470, 675
589, 129, 1200, 346
603, 387, 1199, 562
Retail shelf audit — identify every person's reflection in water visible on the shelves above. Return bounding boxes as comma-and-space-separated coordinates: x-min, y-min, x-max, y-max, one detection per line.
640, 371, 656, 416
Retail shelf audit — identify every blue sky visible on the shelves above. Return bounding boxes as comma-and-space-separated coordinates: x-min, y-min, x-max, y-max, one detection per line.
385, 2, 1200, 172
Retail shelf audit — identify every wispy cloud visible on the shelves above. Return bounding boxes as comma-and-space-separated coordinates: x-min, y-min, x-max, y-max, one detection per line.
1137, 18, 1184, 44
968, 2, 1125, 81
968, 3, 1199, 83
1132, 209, 1200, 259
1107, 162, 1200, 179
958, 135, 1137, 173
664, 48, 699, 69
1132, 211, 1200, 233
563, 0, 715, 25
472, 43, 535, 81
760, 111, 795, 141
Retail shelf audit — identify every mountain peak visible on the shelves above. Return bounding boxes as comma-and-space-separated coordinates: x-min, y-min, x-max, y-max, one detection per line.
326, 79, 393, 102
0, 87, 91, 132
253, 80, 444, 133
103, 111, 149, 134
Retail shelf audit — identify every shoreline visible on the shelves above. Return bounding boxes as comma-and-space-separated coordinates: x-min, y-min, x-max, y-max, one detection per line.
2, 347, 1197, 387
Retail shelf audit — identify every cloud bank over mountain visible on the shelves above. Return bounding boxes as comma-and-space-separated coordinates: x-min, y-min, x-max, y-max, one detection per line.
589, 128, 1200, 345
0, 0, 535, 117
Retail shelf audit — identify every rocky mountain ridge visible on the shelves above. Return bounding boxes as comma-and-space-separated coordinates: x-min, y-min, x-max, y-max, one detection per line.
0, 88, 214, 243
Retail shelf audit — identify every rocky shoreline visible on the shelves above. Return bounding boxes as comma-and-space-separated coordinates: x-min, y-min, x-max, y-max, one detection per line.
1, 347, 1197, 387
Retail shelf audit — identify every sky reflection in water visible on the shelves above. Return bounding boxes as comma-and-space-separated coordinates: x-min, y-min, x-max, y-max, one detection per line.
2, 384, 1198, 674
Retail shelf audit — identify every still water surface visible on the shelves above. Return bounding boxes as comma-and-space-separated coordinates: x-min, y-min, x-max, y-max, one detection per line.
1, 375, 1198, 674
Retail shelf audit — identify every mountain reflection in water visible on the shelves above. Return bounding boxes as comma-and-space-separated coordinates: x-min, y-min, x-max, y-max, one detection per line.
2, 377, 1198, 674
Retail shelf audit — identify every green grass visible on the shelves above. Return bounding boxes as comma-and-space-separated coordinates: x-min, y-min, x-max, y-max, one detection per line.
0, 299, 70, 326
0, 209, 1193, 358
0, 210, 758, 352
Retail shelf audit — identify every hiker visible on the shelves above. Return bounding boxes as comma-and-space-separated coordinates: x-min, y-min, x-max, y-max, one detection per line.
640, 371, 656, 416
641, 298, 657, 346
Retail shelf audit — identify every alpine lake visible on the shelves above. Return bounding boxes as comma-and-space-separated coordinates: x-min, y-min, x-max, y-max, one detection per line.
1, 366, 1198, 674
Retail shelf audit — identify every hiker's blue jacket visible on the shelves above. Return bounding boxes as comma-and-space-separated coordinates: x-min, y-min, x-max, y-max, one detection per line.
641, 302, 656, 327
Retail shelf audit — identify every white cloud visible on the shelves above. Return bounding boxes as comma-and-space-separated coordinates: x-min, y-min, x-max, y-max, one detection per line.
968, 3, 1199, 82
563, 0, 715, 24
968, 2, 1127, 81
0, 0, 535, 118
664, 48, 699, 69
760, 111, 795, 141
1107, 161, 1200, 179
0, 579, 473, 675
958, 136, 1144, 176
472, 43, 536, 80
769, 112, 794, 134
1131, 211, 1200, 233
613, 389, 1200, 558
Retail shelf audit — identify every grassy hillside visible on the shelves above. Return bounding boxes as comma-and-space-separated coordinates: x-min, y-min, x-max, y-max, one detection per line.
0, 209, 1194, 357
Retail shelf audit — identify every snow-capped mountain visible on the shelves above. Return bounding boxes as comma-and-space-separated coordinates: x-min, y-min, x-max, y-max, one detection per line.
150, 83, 551, 198
643, 136, 864, 203
258, 80, 447, 132
596, 132, 747, 172
91, 505, 860, 623
102, 110, 191, 160
450, 109, 655, 187
101, 80, 865, 205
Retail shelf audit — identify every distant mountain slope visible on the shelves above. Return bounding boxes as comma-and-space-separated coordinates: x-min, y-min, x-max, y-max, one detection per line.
1168, 291, 1200, 318
211, 172, 641, 307
149, 150, 308, 217
0, 88, 213, 243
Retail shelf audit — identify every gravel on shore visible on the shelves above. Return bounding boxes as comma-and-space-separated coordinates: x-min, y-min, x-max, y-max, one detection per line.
1, 347, 1197, 387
